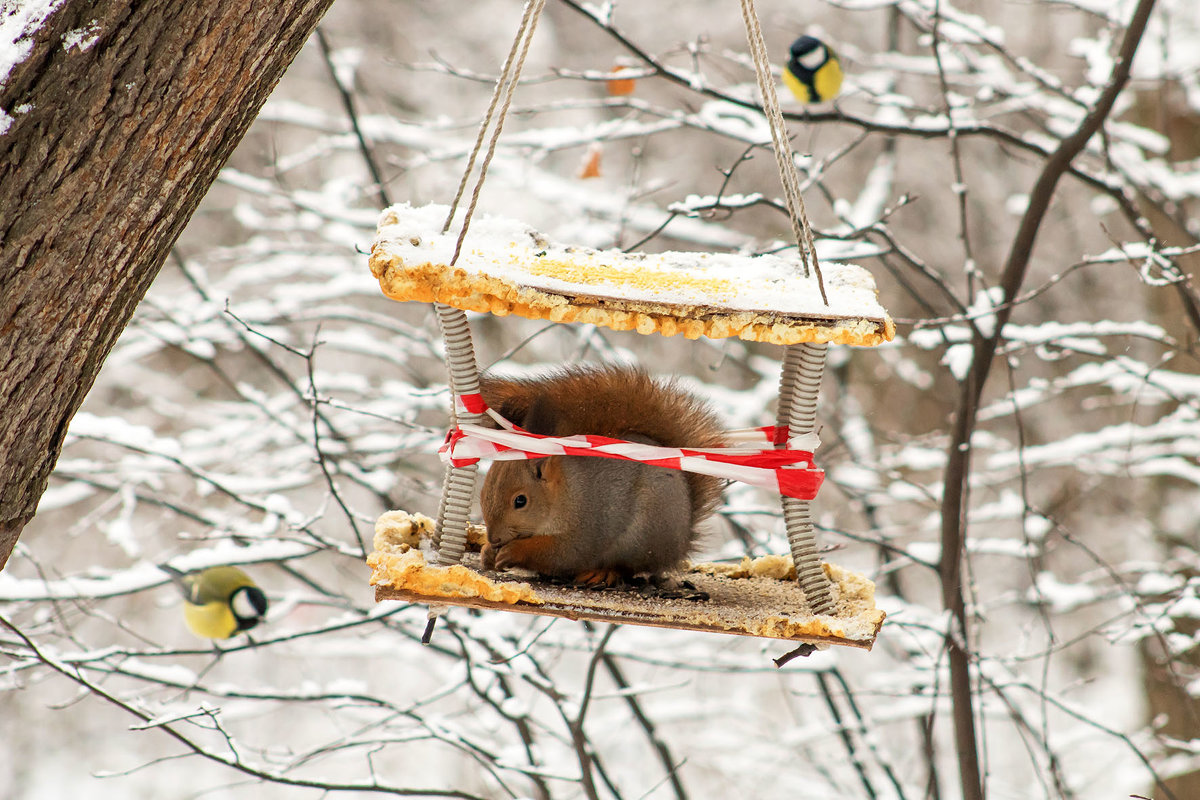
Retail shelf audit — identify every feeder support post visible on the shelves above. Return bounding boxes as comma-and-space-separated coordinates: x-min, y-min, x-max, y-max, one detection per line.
777, 342, 834, 614
432, 303, 483, 565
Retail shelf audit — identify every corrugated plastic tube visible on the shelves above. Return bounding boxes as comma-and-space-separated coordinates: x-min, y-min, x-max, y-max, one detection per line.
777, 342, 833, 615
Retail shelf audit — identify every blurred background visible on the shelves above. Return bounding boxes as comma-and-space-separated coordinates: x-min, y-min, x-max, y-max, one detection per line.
3, 0, 1200, 797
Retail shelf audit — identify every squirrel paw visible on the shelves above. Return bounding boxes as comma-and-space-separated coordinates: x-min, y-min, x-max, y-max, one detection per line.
573, 568, 624, 588
481, 542, 498, 571
490, 535, 556, 573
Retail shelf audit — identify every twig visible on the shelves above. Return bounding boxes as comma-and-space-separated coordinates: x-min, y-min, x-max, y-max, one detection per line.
0, 614, 489, 799
554, 0, 1157, 245
305, 327, 369, 556
773, 643, 817, 667
568, 625, 620, 800
316, 27, 392, 208
815, 670, 878, 799
829, 668, 912, 800
440, 621, 555, 800
930, 0, 979, 298
596, 638, 690, 800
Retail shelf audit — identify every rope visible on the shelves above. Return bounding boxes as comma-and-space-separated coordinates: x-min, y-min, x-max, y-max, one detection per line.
442, 0, 548, 268
430, 0, 547, 566
737, 0, 829, 305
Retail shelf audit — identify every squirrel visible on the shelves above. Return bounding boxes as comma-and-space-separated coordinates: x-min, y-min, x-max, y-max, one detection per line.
477, 364, 726, 587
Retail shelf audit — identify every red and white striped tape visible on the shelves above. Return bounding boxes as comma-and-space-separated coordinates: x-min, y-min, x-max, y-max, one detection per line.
441, 393, 824, 500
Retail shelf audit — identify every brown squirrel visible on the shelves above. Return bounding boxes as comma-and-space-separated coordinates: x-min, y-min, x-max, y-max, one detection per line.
478, 364, 726, 586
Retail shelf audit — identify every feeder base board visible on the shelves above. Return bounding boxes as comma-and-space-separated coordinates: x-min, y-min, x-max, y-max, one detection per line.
369, 549, 884, 650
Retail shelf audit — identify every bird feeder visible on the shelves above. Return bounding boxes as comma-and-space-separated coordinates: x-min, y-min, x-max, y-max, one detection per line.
365, 203, 893, 650
365, 0, 893, 652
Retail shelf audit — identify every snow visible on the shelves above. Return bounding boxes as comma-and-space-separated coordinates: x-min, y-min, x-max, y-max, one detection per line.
61, 21, 100, 53
987, 405, 1200, 476
0, 539, 316, 601
1024, 514, 1052, 541
328, 46, 363, 90
668, 192, 765, 215
483, 157, 759, 252
100, 484, 140, 557
1136, 571, 1186, 596
1031, 572, 1100, 613
67, 411, 183, 457
843, 152, 895, 230
1003, 319, 1168, 345
0, 0, 65, 88
943, 342, 973, 380
375, 201, 892, 323
1069, 30, 1117, 88
491, 115, 681, 153
965, 287, 1003, 338
34, 479, 95, 512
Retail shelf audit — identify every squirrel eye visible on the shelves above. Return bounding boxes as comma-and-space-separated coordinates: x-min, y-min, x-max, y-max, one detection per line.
513, 494, 528, 510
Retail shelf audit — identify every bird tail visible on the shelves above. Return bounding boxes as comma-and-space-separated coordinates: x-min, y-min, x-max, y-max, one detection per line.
156, 562, 191, 593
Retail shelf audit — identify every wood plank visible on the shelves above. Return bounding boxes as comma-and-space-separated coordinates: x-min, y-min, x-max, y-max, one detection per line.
370, 551, 885, 650
369, 203, 895, 347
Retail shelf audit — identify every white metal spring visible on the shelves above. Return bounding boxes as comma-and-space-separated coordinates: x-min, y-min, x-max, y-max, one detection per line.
433, 303, 484, 565
778, 342, 833, 614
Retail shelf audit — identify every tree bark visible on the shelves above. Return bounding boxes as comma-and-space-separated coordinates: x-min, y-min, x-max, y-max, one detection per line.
0, 0, 335, 569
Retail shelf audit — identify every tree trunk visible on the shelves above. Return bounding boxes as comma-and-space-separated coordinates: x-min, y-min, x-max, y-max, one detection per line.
1132, 81, 1200, 800
0, 0, 335, 569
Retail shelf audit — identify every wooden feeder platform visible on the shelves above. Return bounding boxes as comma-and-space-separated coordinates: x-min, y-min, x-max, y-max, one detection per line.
369, 512, 884, 650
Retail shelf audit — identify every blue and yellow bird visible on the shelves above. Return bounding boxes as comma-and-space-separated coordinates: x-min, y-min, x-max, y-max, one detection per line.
783, 35, 843, 104
161, 564, 269, 640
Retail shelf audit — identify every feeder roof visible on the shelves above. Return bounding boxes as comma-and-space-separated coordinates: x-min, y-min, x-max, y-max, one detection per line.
370, 203, 894, 347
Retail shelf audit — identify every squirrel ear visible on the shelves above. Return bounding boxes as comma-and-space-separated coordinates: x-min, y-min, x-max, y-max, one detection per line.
532, 457, 563, 485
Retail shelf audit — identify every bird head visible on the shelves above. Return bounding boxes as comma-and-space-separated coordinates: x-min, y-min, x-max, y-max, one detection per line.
229, 584, 269, 632
790, 35, 829, 72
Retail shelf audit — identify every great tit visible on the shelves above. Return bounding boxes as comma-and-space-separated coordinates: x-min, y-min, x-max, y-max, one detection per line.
783, 35, 843, 104
161, 564, 269, 640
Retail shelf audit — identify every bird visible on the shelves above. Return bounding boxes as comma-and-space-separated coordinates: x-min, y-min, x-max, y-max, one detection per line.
160, 564, 269, 640
783, 35, 843, 104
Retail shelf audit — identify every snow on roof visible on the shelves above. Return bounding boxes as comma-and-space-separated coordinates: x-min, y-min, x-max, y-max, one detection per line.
370, 203, 894, 347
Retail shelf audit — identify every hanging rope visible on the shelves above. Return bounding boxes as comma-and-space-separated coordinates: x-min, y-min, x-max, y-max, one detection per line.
738, 0, 834, 613
738, 0, 829, 306
442, 0, 548, 267
429, 0, 546, 568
